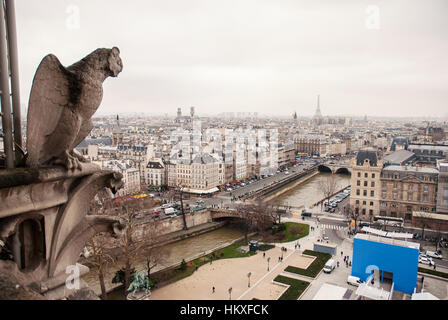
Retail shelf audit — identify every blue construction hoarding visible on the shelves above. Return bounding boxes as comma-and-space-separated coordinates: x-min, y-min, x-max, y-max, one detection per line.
352, 236, 419, 294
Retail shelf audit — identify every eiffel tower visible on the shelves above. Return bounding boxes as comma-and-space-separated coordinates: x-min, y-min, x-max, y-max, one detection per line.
314, 94, 322, 118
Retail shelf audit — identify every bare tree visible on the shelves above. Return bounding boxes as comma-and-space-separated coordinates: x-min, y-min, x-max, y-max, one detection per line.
83, 197, 117, 299
140, 221, 170, 282
269, 201, 284, 225
85, 233, 115, 299
165, 184, 188, 230
347, 206, 360, 233
236, 200, 275, 243
113, 198, 148, 295
317, 174, 339, 210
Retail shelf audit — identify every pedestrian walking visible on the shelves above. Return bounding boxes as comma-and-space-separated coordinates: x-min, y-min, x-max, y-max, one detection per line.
341, 251, 343, 256
263, 252, 266, 258
212, 286, 215, 293
434, 264, 436, 270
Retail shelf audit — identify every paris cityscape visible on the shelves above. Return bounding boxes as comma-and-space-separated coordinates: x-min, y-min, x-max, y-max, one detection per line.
1, 0, 448, 305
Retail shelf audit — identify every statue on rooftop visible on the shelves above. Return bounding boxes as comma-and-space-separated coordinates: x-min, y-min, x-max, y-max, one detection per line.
25, 47, 123, 170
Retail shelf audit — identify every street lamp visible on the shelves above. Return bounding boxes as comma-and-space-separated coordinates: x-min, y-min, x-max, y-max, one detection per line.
247, 272, 251, 287
228, 287, 232, 300
267, 257, 271, 271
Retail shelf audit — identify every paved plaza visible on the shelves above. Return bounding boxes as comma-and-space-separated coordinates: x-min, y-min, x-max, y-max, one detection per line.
150, 216, 448, 300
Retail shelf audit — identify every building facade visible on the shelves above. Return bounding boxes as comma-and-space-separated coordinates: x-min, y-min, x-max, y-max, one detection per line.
145, 158, 166, 187
379, 166, 438, 221
350, 150, 383, 220
436, 161, 448, 214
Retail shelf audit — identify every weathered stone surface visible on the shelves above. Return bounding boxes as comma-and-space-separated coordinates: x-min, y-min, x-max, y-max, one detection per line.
0, 270, 45, 300
26, 47, 123, 170
0, 165, 124, 299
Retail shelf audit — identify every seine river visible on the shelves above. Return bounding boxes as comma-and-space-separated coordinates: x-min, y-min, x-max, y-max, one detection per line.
275, 172, 351, 208
83, 172, 350, 295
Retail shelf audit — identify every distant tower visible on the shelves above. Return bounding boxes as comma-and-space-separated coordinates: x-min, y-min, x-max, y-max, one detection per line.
177, 107, 182, 118
112, 115, 124, 146
314, 95, 322, 118
293, 111, 297, 120
190, 106, 195, 118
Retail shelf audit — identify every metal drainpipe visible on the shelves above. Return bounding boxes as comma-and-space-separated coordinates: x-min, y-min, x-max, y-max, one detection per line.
5, 0, 22, 164
0, 0, 14, 168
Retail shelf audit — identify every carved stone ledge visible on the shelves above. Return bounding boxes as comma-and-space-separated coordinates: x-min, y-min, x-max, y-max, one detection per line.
0, 164, 124, 299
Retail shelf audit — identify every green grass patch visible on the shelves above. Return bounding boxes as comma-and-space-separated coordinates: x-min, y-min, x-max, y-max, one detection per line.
273, 275, 310, 300
263, 222, 309, 243
282, 222, 309, 242
418, 267, 448, 279
284, 250, 331, 278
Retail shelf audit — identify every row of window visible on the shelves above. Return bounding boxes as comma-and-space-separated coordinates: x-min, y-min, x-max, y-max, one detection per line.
355, 189, 375, 197
355, 200, 374, 206
357, 172, 376, 179
357, 180, 375, 187
354, 207, 374, 215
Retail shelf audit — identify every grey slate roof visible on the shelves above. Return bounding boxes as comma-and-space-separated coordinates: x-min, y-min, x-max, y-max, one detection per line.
76, 137, 113, 149
356, 150, 378, 166
382, 149, 415, 166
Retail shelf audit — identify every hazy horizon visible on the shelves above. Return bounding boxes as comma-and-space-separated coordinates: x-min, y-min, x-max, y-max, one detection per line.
15, 0, 448, 118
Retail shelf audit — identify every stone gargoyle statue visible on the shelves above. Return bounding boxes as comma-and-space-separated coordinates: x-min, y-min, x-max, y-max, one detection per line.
26, 47, 123, 170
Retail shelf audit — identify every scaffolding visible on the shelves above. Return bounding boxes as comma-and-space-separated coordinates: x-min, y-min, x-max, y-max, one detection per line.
0, 0, 21, 169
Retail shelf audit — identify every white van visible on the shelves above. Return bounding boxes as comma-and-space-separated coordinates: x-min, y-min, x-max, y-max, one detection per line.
347, 276, 363, 286
323, 259, 336, 273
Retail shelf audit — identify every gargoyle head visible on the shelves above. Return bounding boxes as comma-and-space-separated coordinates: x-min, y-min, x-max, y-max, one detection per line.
108, 47, 123, 77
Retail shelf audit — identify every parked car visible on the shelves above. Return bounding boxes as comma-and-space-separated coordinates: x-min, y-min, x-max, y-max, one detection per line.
322, 234, 329, 241
164, 207, 176, 215
426, 251, 443, 259
419, 256, 434, 266
347, 276, 364, 287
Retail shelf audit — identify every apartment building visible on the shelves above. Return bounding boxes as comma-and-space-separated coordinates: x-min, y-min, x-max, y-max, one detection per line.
379, 165, 438, 221
117, 144, 154, 182
350, 150, 383, 219
167, 153, 225, 193
145, 158, 166, 187
294, 135, 328, 156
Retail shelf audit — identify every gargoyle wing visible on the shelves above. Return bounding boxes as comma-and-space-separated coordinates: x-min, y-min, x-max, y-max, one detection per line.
26, 54, 75, 167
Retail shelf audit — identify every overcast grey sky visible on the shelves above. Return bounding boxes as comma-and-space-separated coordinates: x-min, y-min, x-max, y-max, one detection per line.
15, 0, 448, 118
